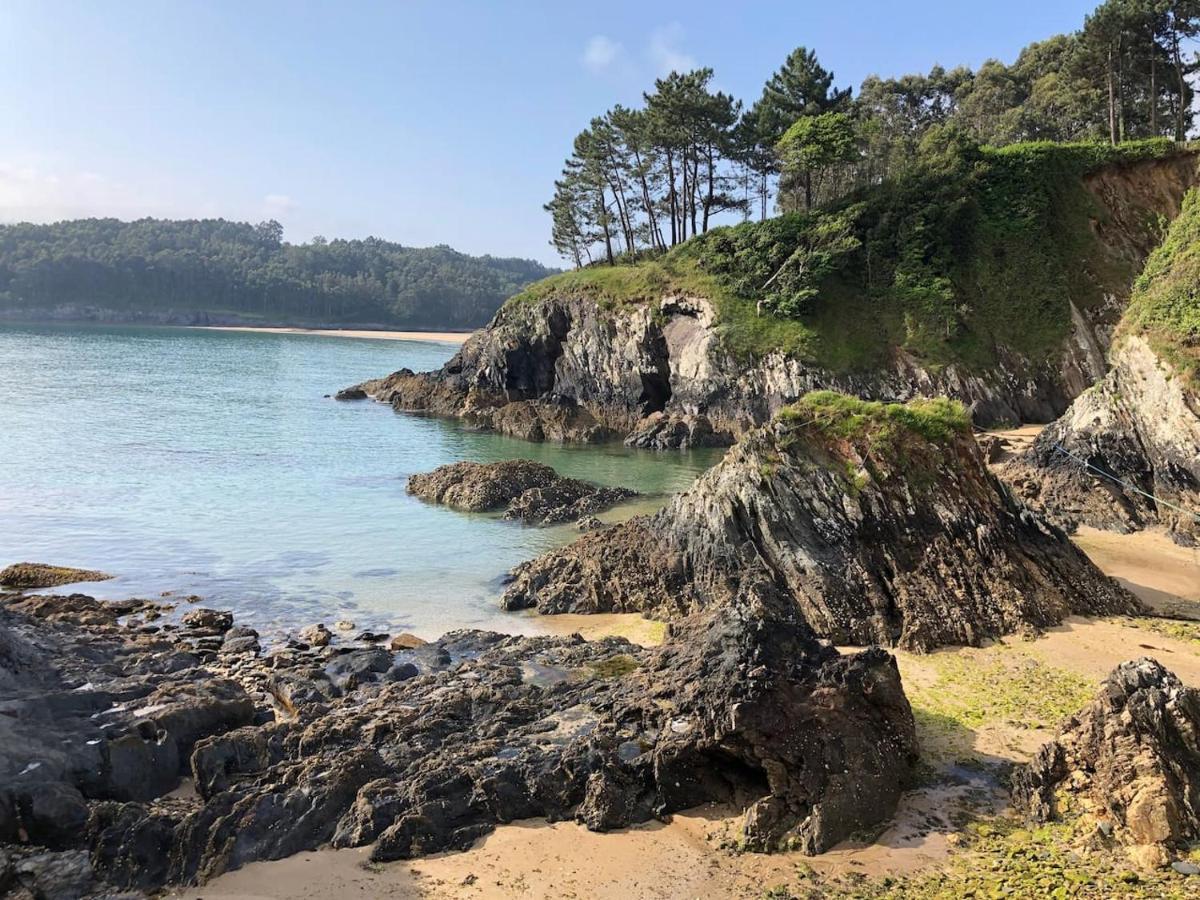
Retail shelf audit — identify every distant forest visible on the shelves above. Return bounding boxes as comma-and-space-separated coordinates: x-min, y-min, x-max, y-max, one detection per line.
0, 218, 556, 329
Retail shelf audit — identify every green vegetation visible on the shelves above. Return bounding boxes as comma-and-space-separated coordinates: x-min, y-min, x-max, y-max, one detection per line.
0, 218, 556, 329
777, 392, 970, 445
1118, 187, 1200, 383
586, 654, 641, 679
533, 1, 1200, 371
520, 136, 1188, 369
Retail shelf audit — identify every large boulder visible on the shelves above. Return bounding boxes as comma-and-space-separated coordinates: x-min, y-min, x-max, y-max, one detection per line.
133, 584, 915, 884
1012, 658, 1200, 869
503, 392, 1140, 651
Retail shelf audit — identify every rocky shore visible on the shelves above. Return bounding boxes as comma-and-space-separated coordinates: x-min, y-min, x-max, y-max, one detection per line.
407, 459, 636, 525
0, 571, 918, 896
502, 393, 1141, 651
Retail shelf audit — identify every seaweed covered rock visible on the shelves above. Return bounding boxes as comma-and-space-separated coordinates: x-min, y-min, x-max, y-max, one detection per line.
407, 459, 634, 524
0, 562, 112, 589
1012, 658, 1200, 869
503, 392, 1140, 651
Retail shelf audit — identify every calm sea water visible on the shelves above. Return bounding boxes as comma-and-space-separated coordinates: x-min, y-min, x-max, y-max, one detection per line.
0, 324, 719, 638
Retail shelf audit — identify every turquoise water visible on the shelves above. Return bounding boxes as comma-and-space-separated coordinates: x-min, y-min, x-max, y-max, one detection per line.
0, 324, 720, 638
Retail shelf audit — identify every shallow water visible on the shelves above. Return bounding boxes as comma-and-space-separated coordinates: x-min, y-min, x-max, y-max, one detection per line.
0, 324, 720, 638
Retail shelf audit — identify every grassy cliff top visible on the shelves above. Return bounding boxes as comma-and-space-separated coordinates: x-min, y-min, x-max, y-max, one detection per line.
513, 139, 1193, 372
778, 391, 970, 443
1118, 187, 1200, 384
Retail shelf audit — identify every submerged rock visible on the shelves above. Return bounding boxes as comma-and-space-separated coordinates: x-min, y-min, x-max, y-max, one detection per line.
502, 392, 1140, 651
0, 562, 112, 589
407, 459, 635, 525
1012, 658, 1200, 869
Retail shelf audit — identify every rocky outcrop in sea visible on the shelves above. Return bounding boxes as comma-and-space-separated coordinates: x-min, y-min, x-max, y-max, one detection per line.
407, 459, 636, 525
501, 393, 1140, 651
342, 154, 1200, 447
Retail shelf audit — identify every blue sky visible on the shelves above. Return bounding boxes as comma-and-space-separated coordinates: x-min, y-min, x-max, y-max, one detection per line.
1, 1, 1098, 265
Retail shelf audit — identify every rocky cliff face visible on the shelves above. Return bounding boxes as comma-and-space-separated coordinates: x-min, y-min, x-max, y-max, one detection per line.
1012, 658, 1200, 871
1003, 336, 1200, 544
502, 394, 1140, 651
354, 155, 1200, 446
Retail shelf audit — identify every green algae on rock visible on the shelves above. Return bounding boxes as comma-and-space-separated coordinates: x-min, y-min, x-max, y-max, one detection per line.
0, 562, 113, 589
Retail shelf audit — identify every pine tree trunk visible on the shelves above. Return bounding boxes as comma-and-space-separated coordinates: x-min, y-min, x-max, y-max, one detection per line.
1108, 45, 1117, 145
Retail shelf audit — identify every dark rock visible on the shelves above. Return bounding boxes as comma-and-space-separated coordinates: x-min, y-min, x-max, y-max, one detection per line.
407, 459, 635, 525
180, 608, 233, 633
334, 387, 367, 401
503, 394, 1140, 651
325, 648, 393, 689
1012, 658, 1200, 869
384, 662, 419, 682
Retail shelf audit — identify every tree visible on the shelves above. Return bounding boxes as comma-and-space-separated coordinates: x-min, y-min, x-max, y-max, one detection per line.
776, 112, 858, 211
756, 47, 851, 145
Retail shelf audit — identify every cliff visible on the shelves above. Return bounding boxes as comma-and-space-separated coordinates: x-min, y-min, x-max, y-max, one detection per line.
354, 145, 1200, 446
1004, 188, 1200, 545
500, 393, 1139, 652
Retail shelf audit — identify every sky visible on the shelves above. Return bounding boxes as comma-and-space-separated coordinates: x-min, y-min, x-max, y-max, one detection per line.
0, 1, 1100, 266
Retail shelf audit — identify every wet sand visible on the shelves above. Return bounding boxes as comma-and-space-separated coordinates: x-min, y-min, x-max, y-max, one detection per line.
195, 326, 472, 344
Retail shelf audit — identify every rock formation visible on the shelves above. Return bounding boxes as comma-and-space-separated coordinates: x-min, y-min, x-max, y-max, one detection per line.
502, 393, 1140, 651
1012, 658, 1200, 870
0, 577, 918, 893
1004, 336, 1199, 544
0, 562, 112, 589
1003, 188, 1200, 545
407, 459, 635, 525
343, 153, 1200, 447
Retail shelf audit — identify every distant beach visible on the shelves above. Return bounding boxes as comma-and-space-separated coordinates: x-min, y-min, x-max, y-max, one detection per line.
195, 325, 472, 344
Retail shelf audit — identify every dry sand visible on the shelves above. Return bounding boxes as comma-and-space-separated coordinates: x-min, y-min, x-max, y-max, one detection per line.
194, 326, 472, 344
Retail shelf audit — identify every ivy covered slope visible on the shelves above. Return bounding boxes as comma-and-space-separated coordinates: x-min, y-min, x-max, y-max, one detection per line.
501, 391, 1139, 652
0, 218, 556, 329
363, 140, 1199, 444
515, 139, 1193, 368
1004, 187, 1200, 544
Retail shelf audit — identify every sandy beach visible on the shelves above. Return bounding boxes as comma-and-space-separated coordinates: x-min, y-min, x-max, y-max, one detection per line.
194, 326, 473, 344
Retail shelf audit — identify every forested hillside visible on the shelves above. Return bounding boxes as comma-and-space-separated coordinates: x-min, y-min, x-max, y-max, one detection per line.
0, 218, 555, 329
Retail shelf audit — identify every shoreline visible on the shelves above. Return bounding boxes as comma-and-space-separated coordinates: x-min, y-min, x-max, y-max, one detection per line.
192, 325, 473, 344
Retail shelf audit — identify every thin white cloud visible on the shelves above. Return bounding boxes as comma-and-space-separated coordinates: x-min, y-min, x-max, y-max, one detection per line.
582, 35, 622, 74
647, 23, 696, 76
